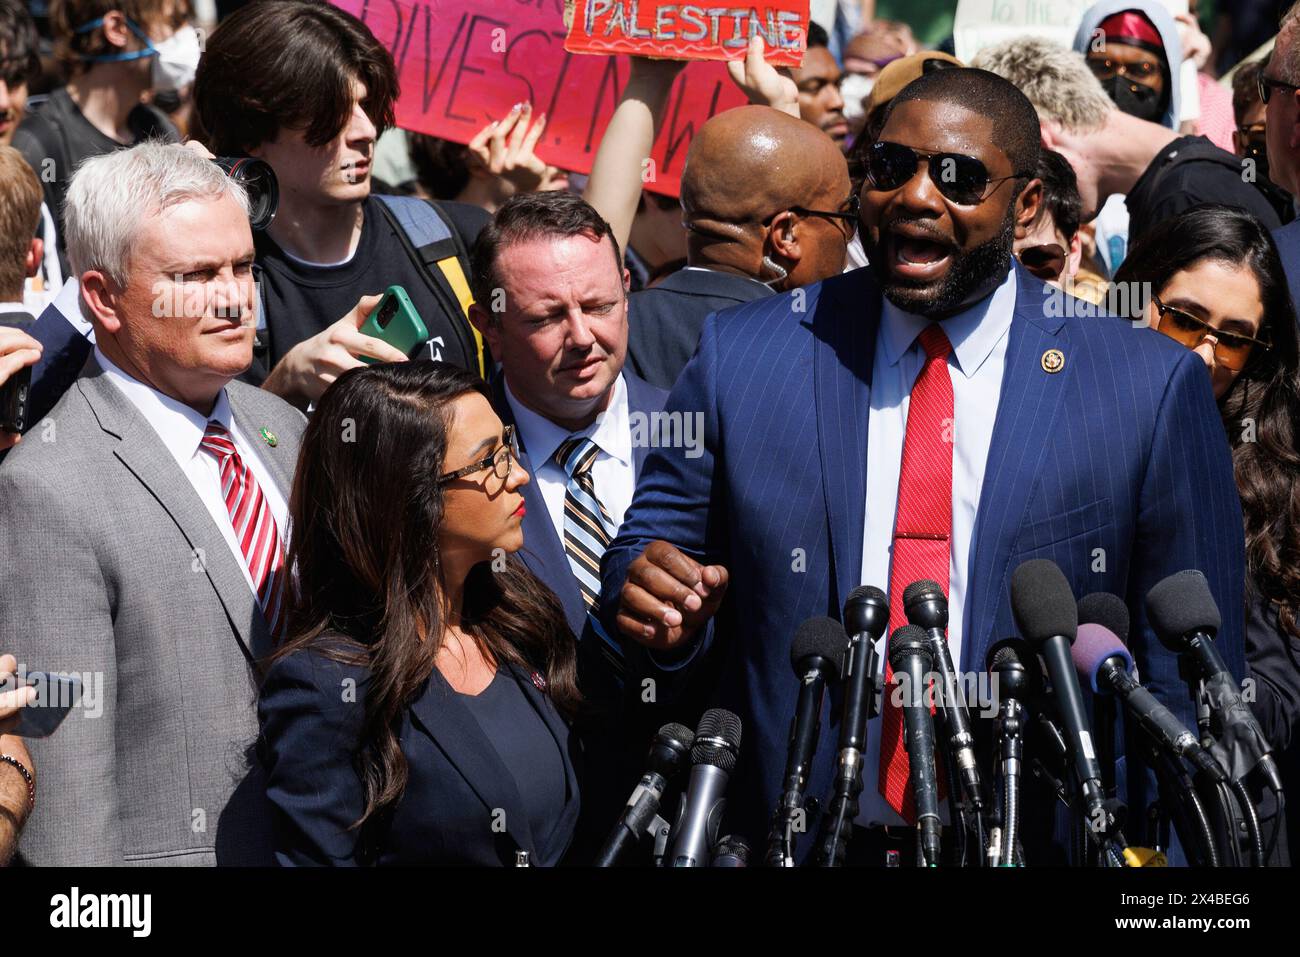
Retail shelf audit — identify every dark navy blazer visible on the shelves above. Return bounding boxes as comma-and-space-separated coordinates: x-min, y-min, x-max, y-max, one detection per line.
25, 294, 91, 429
600, 263, 1247, 863
1273, 220, 1300, 323
258, 644, 582, 866
493, 370, 669, 642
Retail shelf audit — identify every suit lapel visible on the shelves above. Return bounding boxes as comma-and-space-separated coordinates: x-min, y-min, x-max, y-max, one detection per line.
408, 669, 537, 856
813, 272, 879, 613
504, 663, 581, 855
623, 372, 666, 475
964, 266, 1072, 672
228, 388, 295, 497
78, 362, 271, 663
493, 378, 587, 634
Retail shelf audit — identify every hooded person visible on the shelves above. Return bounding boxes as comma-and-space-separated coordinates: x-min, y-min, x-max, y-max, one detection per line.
1074, 1, 1184, 129
1072, 1, 1184, 277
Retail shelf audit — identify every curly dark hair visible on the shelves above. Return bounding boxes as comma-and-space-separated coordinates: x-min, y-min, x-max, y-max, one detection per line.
1116, 205, 1300, 638
273, 361, 581, 849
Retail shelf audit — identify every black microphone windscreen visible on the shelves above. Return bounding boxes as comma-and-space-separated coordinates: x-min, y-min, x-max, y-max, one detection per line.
888, 624, 932, 671
791, 616, 847, 676
657, 722, 695, 750
1145, 570, 1222, 642
903, 578, 944, 607
987, 637, 1029, 672
844, 585, 888, 636
1010, 559, 1078, 647
1078, 592, 1130, 643
691, 708, 742, 772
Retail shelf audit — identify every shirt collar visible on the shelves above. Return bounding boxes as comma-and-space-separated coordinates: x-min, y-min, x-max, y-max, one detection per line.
504, 373, 631, 469
879, 267, 1018, 378
94, 345, 234, 471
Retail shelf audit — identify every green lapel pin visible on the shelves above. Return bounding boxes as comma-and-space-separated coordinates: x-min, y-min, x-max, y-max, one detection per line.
260, 428, 278, 448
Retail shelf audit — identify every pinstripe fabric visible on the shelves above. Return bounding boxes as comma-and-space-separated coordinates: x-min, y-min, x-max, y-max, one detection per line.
600, 263, 1246, 863
200, 422, 286, 641
879, 325, 953, 819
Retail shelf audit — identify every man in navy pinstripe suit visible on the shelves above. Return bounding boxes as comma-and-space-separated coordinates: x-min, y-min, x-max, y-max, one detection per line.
600, 68, 1246, 863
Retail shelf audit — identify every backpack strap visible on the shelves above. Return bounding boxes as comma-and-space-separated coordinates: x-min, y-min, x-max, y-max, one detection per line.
374, 193, 485, 378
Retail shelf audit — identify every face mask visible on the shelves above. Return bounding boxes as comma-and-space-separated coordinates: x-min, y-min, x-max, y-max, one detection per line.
840, 73, 875, 122
1101, 75, 1163, 123
74, 16, 201, 92
150, 26, 201, 92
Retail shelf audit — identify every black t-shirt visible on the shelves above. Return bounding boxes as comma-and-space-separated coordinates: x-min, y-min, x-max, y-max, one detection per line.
246, 195, 488, 385
12, 87, 178, 243
1126, 135, 1282, 246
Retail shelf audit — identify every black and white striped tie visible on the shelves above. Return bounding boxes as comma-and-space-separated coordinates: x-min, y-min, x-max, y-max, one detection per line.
554, 435, 613, 610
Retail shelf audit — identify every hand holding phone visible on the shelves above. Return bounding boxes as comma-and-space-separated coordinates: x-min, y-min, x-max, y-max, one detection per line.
0, 322, 42, 443
0, 658, 80, 738
357, 285, 430, 363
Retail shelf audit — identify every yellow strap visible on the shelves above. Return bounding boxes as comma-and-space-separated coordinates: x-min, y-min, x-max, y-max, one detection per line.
435, 255, 485, 380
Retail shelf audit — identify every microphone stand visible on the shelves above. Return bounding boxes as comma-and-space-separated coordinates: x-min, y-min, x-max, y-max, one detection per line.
995, 696, 1024, 866
814, 643, 880, 867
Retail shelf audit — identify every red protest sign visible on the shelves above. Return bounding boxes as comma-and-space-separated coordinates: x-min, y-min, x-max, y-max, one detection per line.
333, 0, 751, 197
564, 1, 808, 66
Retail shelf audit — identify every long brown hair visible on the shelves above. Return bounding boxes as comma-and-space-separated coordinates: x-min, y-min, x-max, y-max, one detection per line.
1117, 205, 1300, 637
273, 361, 580, 844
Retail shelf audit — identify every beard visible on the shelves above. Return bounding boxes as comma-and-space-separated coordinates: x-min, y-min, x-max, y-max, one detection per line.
868, 201, 1017, 317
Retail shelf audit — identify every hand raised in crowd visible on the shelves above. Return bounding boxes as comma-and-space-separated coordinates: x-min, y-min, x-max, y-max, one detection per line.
727, 34, 800, 119
0, 654, 36, 736
467, 102, 563, 194
261, 294, 407, 408
1175, 12, 1212, 72
616, 541, 730, 651
0, 327, 41, 451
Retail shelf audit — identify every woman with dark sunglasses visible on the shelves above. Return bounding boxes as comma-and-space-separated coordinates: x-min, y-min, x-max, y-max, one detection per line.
258, 361, 585, 866
1116, 205, 1300, 861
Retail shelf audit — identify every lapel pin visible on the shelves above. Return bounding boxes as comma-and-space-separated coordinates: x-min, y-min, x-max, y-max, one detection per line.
260, 428, 278, 447
530, 670, 547, 692
1041, 349, 1065, 374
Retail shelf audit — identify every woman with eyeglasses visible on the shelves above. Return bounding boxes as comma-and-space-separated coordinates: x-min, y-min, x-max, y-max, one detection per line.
257, 361, 584, 866
1115, 205, 1300, 861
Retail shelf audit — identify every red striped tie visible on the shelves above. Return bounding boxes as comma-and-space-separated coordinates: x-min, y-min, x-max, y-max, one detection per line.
878, 324, 954, 821
200, 422, 286, 641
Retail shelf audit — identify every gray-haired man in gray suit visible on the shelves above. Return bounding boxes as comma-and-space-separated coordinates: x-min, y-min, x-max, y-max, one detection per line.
0, 142, 306, 865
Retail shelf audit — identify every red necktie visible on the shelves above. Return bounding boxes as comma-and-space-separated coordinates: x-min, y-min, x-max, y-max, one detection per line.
200, 422, 286, 640
878, 324, 954, 821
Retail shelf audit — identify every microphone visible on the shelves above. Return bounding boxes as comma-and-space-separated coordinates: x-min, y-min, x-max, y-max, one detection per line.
594, 722, 695, 867
764, 617, 845, 866
889, 623, 941, 866
710, 835, 750, 867
1071, 623, 1227, 782
1078, 592, 1129, 804
1146, 570, 1283, 792
986, 637, 1042, 866
904, 579, 984, 813
814, 585, 888, 866
1010, 559, 1116, 861
669, 708, 742, 867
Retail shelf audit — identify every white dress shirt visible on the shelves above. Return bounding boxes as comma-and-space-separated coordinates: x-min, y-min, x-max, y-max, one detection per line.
95, 347, 289, 595
857, 268, 1018, 827
504, 373, 635, 541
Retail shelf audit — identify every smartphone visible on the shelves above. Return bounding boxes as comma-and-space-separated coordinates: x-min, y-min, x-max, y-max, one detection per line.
358, 285, 429, 363
0, 314, 34, 433
2, 671, 81, 738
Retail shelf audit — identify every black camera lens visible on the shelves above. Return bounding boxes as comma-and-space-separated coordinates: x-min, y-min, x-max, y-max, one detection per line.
213, 156, 279, 231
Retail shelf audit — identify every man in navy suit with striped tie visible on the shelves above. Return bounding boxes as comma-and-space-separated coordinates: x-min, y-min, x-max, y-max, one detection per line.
601, 68, 1246, 864
467, 191, 669, 848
